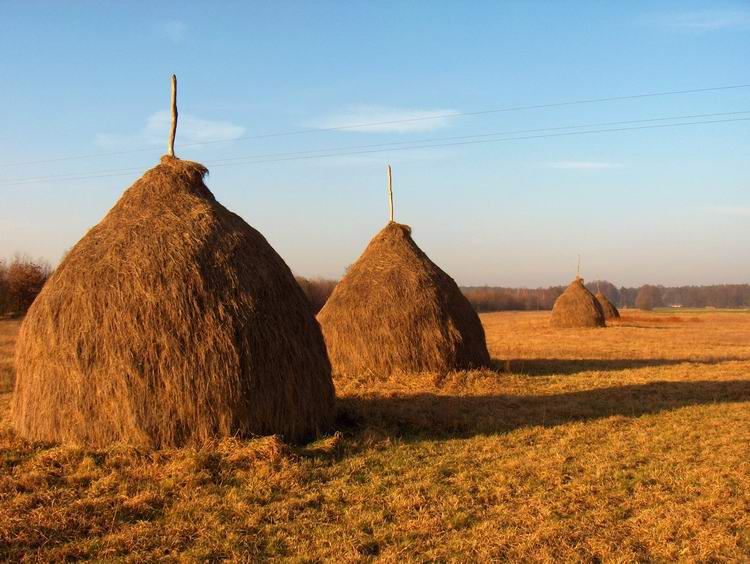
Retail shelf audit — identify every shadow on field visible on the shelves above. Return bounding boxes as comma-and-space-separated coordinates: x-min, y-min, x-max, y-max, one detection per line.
336, 380, 750, 440
497, 357, 743, 377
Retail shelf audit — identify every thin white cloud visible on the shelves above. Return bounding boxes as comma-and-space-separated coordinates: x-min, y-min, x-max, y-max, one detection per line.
160, 20, 188, 43
308, 105, 459, 133
544, 161, 623, 170
706, 206, 750, 216
655, 9, 750, 31
308, 149, 450, 168
96, 111, 246, 149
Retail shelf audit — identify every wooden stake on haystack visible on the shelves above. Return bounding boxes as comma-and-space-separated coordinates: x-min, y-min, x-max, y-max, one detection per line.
168, 74, 178, 157
387, 164, 394, 222
577, 254, 581, 278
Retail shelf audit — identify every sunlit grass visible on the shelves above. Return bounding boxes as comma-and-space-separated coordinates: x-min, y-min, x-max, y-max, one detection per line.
1, 312, 749, 560
652, 307, 750, 314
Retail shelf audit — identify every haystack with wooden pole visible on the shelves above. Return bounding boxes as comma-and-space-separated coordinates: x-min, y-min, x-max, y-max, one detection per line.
317, 165, 491, 377
12, 76, 335, 447
595, 291, 620, 320
550, 257, 605, 328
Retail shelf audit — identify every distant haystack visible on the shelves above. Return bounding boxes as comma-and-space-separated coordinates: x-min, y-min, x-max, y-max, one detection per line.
595, 291, 620, 320
12, 76, 334, 447
550, 277, 606, 328
317, 222, 491, 376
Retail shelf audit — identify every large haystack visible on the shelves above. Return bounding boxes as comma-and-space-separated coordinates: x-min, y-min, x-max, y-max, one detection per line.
595, 291, 620, 320
13, 156, 334, 447
550, 277, 606, 328
317, 222, 491, 376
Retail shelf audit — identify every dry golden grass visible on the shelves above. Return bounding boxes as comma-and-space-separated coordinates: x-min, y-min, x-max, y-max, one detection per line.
1, 311, 749, 561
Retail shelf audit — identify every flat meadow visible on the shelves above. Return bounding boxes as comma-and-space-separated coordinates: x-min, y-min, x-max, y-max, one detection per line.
1, 311, 749, 561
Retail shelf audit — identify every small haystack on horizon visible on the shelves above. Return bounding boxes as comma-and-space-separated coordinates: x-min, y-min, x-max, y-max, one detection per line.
317, 165, 490, 377
12, 76, 334, 447
595, 291, 620, 320
550, 265, 606, 328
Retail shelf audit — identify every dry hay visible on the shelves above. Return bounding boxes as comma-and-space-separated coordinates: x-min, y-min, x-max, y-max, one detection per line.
317, 222, 490, 377
12, 156, 334, 447
550, 277, 606, 328
595, 291, 620, 320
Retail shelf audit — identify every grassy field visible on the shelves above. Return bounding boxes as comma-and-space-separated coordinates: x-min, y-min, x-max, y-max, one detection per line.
651, 307, 750, 314
1, 312, 749, 561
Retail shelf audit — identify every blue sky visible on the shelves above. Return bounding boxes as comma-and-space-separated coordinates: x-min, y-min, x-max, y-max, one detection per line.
1, 1, 748, 286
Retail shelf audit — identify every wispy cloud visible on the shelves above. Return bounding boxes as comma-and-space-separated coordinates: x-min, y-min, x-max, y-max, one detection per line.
544, 161, 623, 170
96, 111, 246, 149
706, 205, 750, 216
653, 9, 750, 31
159, 20, 188, 44
308, 105, 459, 133
308, 149, 450, 168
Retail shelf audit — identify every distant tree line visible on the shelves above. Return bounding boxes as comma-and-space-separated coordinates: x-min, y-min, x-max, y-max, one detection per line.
460, 286, 564, 312
463, 281, 750, 312
3, 257, 748, 317
295, 276, 338, 314
296, 278, 750, 313
0, 257, 52, 317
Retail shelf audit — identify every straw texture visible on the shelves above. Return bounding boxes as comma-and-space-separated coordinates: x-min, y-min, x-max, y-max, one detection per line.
13, 156, 334, 447
317, 222, 490, 377
550, 277, 606, 328
595, 291, 620, 320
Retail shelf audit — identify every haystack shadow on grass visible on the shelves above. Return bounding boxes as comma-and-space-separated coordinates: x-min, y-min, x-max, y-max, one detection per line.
336, 380, 750, 440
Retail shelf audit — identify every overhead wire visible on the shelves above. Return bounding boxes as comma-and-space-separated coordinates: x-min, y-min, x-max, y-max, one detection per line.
1, 112, 748, 187
2, 82, 749, 168
5, 108, 749, 185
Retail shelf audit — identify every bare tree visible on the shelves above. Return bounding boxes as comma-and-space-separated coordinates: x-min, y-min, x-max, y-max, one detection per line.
5, 256, 52, 315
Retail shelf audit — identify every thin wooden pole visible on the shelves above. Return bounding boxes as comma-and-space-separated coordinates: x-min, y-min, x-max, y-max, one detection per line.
387, 164, 394, 222
168, 74, 178, 157
577, 254, 581, 278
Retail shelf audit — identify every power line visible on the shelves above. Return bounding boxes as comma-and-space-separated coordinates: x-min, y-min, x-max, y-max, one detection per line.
1, 82, 749, 168
2, 114, 747, 187
6, 109, 747, 185
210, 116, 750, 168
0, 110, 750, 185
208, 109, 750, 165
